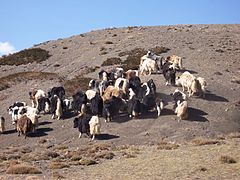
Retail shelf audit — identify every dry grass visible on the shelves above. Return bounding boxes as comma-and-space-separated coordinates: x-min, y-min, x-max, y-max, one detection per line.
219, 155, 237, 164
191, 138, 221, 146
157, 141, 180, 150
94, 152, 115, 160
20, 153, 35, 162
101, 57, 122, 66
0, 48, 50, 66
0, 71, 60, 91
79, 158, 97, 166
52, 171, 66, 179
70, 155, 82, 161
49, 162, 69, 169
227, 132, 240, 139
6, 163, 42, 174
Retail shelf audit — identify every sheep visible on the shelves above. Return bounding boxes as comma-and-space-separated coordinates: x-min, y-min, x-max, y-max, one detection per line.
18, 106, 39, 132
73, 115, 91, 138
175, 71, 196, 96
29, 89, 47, 110
139, 58, 157, 75
16, 115, 34, 138
114, 77, 129, 94
170, 89, 187, 110
89, 116, 101, 141
166, 55, 183, 70
196, 77, 207, 98
50, 95, 63, 120
101, 85, 124, 102
72, 91, 87, 116
85, 89, 97, 100
125, 69, 139, 80
175, 100, 188, 122
0, 116, 5, 134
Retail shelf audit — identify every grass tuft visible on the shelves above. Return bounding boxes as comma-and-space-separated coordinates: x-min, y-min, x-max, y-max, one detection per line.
79, 159, 97, 166
6, 164, 42, 174
219, 155, 237, 164
157, 141, 179, 150
192, 138, 221, 146
49, 162, 69, 169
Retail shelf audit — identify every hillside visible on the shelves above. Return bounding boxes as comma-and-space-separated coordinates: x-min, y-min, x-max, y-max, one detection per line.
0, 24, 240, 179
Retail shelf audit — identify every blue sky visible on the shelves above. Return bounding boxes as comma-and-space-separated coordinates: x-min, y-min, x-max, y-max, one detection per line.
0, 0, 239, 56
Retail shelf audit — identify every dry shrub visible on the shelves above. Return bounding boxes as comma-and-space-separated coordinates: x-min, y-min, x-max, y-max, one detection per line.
100, 51, 108, 55
63, 76, 92, 95
20, 147, 32, 154
0, 48, 50, 66
0, 71, 59, 91
100, 46, 106, 51
20, 153, 35, 162
38, 139, 47, 144
43, 151, 60, 159
49, 162, 69, 169
6, 164, 42, 174
63, 46, 68, 49
227, 132, 240, 139
7, 154, 21, 160
54, 145, 68, 151
52, 171, 65, 179
149, 46, 170, 55
157, 141, 179, 150
192, 138, 221, 146
119, 46, 170, 70
120, 48, 146, 70
0, 154, 7, 163
219, 155, 237, 164
101, 57, 122, 66
122, 152, 137, 158
105, 41, 113, 44
70, 155, 82, 161
79, 159, 97, 166
94, 152, 115, 160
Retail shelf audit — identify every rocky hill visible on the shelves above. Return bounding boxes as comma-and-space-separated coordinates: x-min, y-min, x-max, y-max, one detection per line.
0, 24, 239, 179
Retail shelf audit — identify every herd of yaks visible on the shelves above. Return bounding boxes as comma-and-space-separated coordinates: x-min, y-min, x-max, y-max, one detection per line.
0, 51, 207, 140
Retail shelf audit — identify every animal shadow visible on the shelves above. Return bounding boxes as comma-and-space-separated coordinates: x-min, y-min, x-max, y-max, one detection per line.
28, 127, 53, 137
97, 133, 120, 140
38, 121, 52, 126
1, 129, 16, 135
62, 111, 76, 119
113, 114, 131, 123
204, 93, 229, 102
188, 107, 209, 122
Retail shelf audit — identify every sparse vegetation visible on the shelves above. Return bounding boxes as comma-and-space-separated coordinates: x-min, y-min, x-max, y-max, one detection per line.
94, 152, 115, 160
79, 159, 97, 166
6, 163, 42, 174
157, 141, 179, 150
49, 162, 69, 169
52, 172, 66, 179
118, 46, 170, 70
101, 57, 122, 66
63, 76, 92, 95
0, 48, 51, 66
191, 138, 221, 146
219, 155, 237, 164
0, 71, 60, 91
